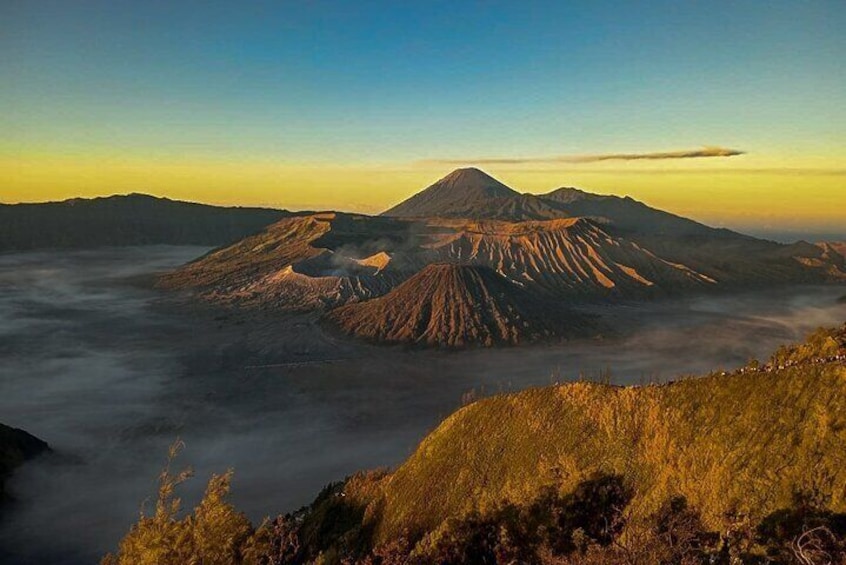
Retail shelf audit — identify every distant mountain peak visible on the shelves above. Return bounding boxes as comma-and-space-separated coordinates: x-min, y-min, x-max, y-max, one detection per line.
440, 166, 507, 185
382, 168, 518, 218
433, 167, 517, 197
541, 186, 591, 204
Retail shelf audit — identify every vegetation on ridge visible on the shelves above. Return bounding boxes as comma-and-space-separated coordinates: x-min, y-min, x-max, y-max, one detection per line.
104, 324, 846, 564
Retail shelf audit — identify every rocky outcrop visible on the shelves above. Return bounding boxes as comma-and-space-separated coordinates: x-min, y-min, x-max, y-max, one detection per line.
1, 423, 50, 500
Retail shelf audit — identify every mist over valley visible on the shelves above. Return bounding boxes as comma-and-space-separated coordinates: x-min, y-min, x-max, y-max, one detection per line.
1, 245, 844, 563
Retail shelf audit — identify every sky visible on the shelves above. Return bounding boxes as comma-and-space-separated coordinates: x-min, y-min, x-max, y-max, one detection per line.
2, 0, 844, 239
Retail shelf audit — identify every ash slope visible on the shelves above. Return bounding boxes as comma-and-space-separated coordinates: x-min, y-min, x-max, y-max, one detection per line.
160, 168, 845, 347
161, 213, 719, 315
329, 264, 594, 347
158, 213, 413, 311
422, 217, 715, 297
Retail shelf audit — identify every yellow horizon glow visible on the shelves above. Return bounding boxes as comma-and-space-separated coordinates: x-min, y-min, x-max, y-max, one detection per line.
2, 152, 844, 234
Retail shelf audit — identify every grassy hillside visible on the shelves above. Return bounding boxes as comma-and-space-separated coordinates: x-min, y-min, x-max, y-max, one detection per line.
374, 360, 846, 540
105, 325, 846, 564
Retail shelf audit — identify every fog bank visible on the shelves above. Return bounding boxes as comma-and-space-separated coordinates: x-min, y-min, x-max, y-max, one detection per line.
1, 247, 844, 564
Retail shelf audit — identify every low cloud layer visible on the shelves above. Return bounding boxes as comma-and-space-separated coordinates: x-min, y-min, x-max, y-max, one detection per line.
422, 146, 745, 165
1, 247, 843, 563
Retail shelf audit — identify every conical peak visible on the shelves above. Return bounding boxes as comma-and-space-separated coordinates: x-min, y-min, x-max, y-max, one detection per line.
433, 168, 516, 197
381, 167, 518, 218
442, 166, 492, 181
442, 166, 503, 182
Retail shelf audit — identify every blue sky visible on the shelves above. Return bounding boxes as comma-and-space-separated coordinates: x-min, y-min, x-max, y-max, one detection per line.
4, 0, 844, 161
2, 1, 845, 238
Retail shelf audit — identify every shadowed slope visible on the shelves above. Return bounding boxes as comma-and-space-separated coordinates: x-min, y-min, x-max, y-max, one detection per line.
0, 194, 289, 251
382, 168, 521, 219
1, 424, 50, 501
538, 187, 725, 238
328, 264, 590, 347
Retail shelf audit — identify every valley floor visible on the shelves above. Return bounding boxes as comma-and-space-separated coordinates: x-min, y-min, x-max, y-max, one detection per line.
0, 246, 844, 563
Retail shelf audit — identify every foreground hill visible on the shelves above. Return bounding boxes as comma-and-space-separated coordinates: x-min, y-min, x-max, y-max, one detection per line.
0, 194, 289, 251
0, 424, 49, 502
369, 334, 846, 545
106, 325, 846, 564
328, 264, 594, 347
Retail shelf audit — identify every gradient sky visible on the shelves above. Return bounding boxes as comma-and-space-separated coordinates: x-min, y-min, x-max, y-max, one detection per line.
2, 1, 844, 239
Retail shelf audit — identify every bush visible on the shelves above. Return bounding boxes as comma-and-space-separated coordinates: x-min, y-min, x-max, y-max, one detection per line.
756, 493, 846, 564
103, 441, 253, 565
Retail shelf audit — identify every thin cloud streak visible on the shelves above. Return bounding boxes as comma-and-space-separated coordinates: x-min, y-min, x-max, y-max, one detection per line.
420, 146, 745, 165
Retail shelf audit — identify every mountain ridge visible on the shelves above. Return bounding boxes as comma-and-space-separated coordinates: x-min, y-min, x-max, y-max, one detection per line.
158, 169, 845, 347
0, 193, 291, 251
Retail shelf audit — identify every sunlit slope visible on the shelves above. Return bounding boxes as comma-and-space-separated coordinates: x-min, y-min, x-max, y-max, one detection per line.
381, 168, 843, 286
794, 242, 846, 279
160, 213, 718, 313
422, 218, 714, 297
328, 264, 596, 347
354, 326, 846, 542
158, 213, 411, 311
157, 168, 843, 346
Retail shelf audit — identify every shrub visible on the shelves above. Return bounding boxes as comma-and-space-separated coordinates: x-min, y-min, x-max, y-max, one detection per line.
102, 441, 253, 565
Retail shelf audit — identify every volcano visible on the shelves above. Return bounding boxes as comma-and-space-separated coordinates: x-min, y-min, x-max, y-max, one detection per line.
383, 168, 520, 218
328, 264, 591, 347
158, 168, 845, 347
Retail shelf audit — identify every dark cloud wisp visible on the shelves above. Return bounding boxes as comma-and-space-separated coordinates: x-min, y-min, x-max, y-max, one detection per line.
421, 146, 745, 166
